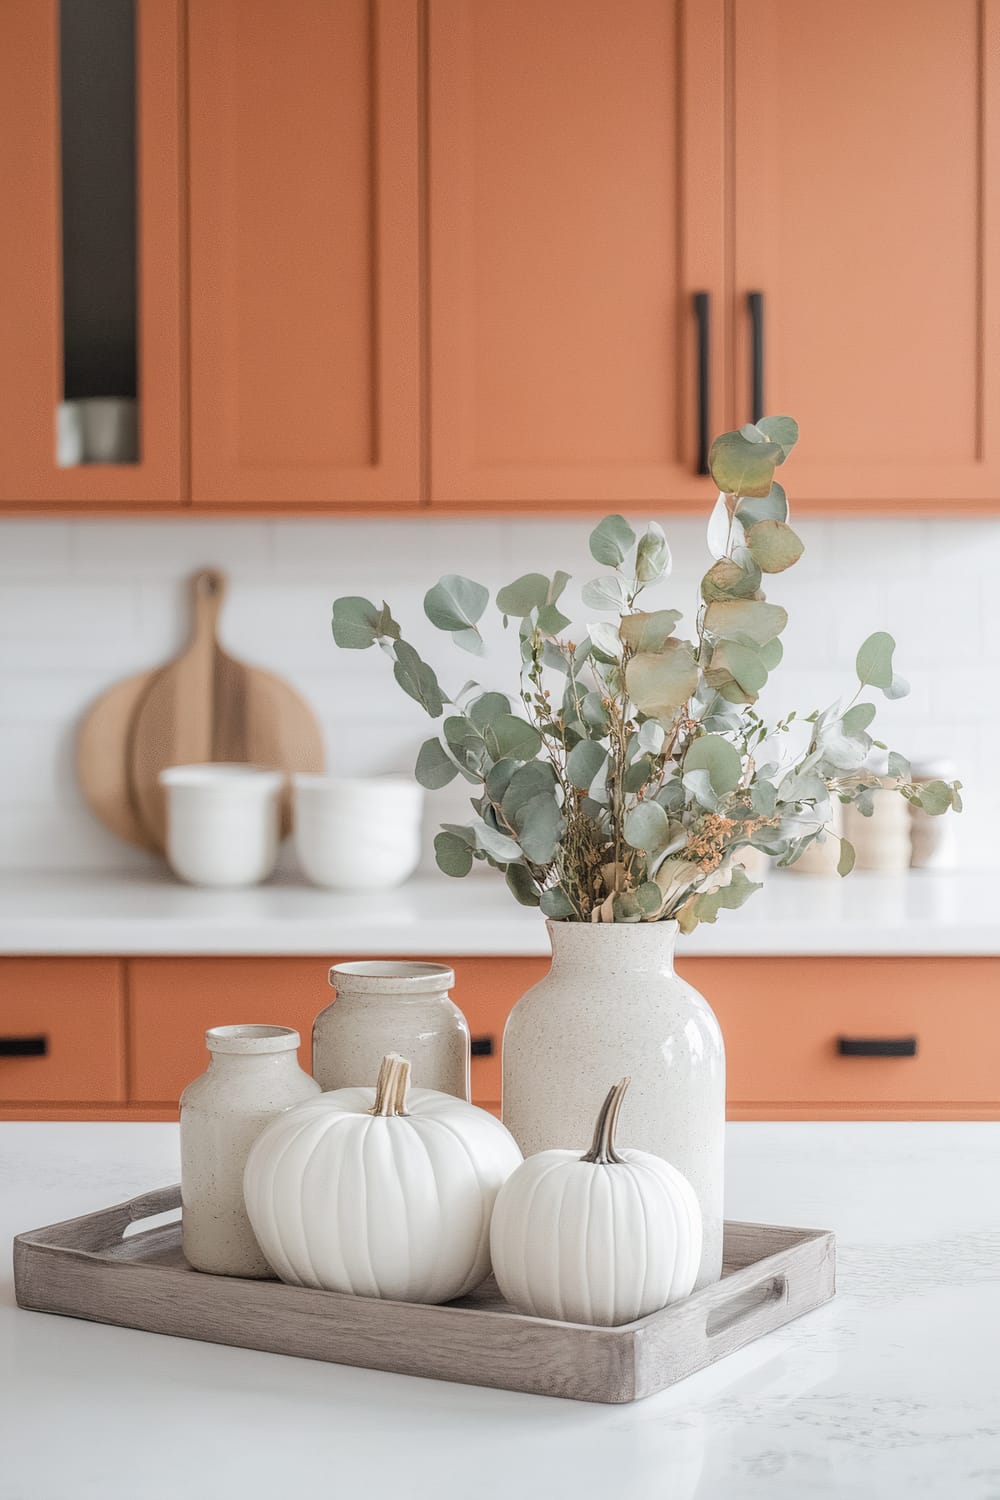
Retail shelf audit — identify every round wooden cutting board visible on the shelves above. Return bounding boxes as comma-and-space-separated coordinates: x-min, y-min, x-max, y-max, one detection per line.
77, 568, 325, 853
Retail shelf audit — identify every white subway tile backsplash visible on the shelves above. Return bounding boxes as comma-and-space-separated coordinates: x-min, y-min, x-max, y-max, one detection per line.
0, 511, 993, 870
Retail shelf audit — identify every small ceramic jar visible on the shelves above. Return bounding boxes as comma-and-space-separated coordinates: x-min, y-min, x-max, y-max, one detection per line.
845, 785, 912, 871
293, 774, 424, 890
180, 1024, 320, 1277
314, 961, 470, 1100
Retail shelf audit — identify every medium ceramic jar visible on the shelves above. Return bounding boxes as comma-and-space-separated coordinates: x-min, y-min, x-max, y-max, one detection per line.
180, 1024, 320, 1277
314, 961, 470, 1100
501, 921, 725, 1290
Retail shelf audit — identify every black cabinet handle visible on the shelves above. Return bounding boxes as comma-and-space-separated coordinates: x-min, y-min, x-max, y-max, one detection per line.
748, 290, 765, 423
0, 1035, 48, 1057
470, 1036, 495, 1058
693, 291, 711, 475
837, 1036, 917, 1058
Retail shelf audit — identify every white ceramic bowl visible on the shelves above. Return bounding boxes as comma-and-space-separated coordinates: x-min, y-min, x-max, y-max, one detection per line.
160, 764, 284, 888
293, 774, 424, 890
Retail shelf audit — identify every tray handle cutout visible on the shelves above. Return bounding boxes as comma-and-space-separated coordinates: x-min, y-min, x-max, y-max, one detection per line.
109, 1185, 182, 1243
706, 1274, 787, 1340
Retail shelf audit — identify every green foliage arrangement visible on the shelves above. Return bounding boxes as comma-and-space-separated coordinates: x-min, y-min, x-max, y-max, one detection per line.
332, 419, 961, 929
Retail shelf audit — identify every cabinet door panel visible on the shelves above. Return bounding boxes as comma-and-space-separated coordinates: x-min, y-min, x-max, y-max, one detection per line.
731, 0, 1000, 507
0, 959, 125, 1104
188, 0, 420, 505
428, 0, 726, 506
0, 1, 183, 505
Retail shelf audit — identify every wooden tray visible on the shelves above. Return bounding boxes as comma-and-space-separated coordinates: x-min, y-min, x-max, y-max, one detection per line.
14, 1186, 835, 1404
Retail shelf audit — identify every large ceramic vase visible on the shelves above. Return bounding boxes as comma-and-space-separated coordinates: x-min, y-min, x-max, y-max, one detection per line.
502, 920, 725, 1289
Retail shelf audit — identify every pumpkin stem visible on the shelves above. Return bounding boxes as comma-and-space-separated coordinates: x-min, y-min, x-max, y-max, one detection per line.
581, 1077, 631, 1165
370, 1053, 411, 1117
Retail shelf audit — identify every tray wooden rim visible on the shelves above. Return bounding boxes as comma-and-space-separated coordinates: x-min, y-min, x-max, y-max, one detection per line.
14, 1184, 836, 1403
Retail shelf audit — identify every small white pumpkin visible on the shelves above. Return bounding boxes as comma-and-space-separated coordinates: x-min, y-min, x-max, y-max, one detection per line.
490, 1077, 701, 1326
244, 1053, 522, 1303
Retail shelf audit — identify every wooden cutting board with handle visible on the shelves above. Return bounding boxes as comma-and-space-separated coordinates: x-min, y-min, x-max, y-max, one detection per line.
125, 568, 324, 849
77, 668, 164, 850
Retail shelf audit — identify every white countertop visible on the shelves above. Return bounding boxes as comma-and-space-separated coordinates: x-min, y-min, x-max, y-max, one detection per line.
0, 867, 997, 956
2, 1120, 998, 1499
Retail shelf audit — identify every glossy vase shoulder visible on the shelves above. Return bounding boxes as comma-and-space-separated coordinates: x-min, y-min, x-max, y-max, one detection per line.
501, 920, 725, 1289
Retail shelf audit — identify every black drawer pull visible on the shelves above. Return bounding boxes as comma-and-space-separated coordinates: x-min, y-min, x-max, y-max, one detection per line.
0, 1035, 48, 1058
470, 1036, 494, 1058
837, 1036, 917, 1058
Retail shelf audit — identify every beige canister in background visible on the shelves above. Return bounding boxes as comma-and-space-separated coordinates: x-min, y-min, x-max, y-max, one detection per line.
844, 784, 912, 871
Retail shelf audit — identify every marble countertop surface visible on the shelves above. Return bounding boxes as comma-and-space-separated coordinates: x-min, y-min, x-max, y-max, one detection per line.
2, 1121, 999, 1499
0, 867, 998, 956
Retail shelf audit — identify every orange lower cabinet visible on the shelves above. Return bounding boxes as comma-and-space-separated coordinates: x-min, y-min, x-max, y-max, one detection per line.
450, 958, 548, 1110
683, 957, 1000, 1120
0, 959, 125, 1108
128, 957, 331, 1106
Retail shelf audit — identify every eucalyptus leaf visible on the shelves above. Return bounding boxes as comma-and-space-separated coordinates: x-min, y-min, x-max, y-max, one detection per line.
705, 640, 768, 696
485, 759, 519, 803
582, 575, 629, 612
745, 520, 805, 573
709, 430, 783, 498
423, 575, 489, 635
589, 514, 636, 566
540, 886, 575, 918
637, 719, 666, 755
623, 754, 655, 793
841, 702, 877, 735
918, 779, 954, 815
625, 641, 698, 716
483, 715, 543, 762
700, 555, 762, 602
392, 640, 445, 717
567, 740, 607, 791
496, 573, 549, 617
536, 603, 572, 635
636, 881, 664, 916
619, 609, 683, 654
434, 831, 474, 878
706, 491, 736, 560
735, 482, 788, 528
501, 760, 558, 819
505, 863, 540, 907
468, 692, 511, 728
755, 415, 799, 460
474, 822, 522, 862
580, 691, 610, 734
635, 522, 671, 583
855, 631, 896, 691
332, 596, 400, 650
513, 792, 564, 863
684, 734, 742, 796
449, 627, 485, 656
704, 598, 788, 644
681, 865, 761, 929
414, 737, 459, 789
682, 767, 719, 812
588, 621, 624, 661
623, 800, 671, 854
887, 751, 911, 780
758, 637, 783, 670
837, 837, 856, 877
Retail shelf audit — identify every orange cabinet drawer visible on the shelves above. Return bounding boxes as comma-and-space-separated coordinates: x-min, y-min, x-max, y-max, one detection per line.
0, 958, 125, 1104
129, 955, 548, 1109
129, 958, 330, 1104
687, 957, 1000, 1108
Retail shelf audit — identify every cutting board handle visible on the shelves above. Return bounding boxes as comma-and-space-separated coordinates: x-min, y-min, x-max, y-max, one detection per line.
189, 568, 227, 644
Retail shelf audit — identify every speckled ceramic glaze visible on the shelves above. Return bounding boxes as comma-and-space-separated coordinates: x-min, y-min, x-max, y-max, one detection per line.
314, 961, 470, 1099
501, 921, 725, 1289
180, 1025, 320, 1277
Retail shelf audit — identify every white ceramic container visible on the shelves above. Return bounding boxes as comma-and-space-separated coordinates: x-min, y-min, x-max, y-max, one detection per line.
179, 1023, 320, 1277
160, 763, 283, 887
501, 920, 725, 1290
78, 396, 138, 463
293, 774, 423, 890
314, 960, 469, 1099
55, 401, 84, 466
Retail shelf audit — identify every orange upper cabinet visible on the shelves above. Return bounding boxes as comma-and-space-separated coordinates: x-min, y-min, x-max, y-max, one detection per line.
426, 0, 727, 508
730, 0, 1000, 508
187, 0, 421, 506
0, 0, 183, 505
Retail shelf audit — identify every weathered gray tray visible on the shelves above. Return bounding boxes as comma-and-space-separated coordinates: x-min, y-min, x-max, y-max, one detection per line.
14, 1185, 835, 1404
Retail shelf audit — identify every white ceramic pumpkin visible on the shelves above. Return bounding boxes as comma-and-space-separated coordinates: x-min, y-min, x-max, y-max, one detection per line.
490, 1077, 702, 1326
243, 1053, 522, 1303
